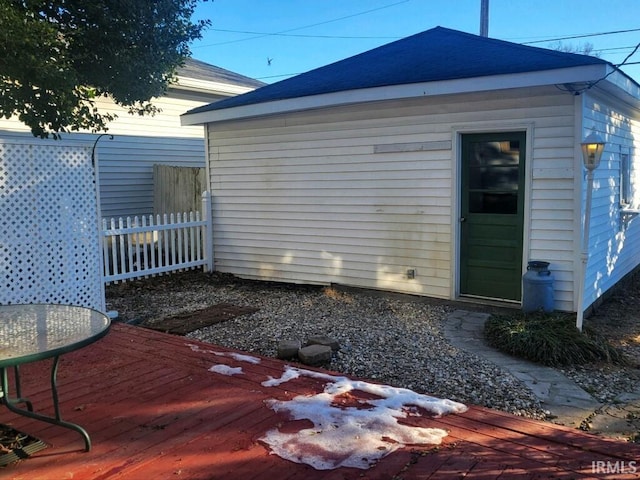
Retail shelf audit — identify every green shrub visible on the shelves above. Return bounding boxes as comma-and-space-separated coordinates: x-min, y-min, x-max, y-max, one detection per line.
484, 311, 625, 366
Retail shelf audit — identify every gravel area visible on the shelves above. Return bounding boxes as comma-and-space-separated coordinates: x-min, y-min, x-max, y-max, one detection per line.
105, 270, 640, 422
560, 274, 640, 403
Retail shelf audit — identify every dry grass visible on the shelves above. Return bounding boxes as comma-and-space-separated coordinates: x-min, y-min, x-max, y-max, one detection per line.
484, 310, 625, 366
586, 271, 640, 367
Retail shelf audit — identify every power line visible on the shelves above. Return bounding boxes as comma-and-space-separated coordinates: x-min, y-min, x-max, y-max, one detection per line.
613, 42, 640, 69
560, 40, 640, 95
521, 27, 640, 45
196, 12, 640, 82
196, 14, 640, 53
200, 25, 640, 47
255, 72, 303, 80
207, 28, 401, 40
194, 0, 409, 48
593, 45, 638, 53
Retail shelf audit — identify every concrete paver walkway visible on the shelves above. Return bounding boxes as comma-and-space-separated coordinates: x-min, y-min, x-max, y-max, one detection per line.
445, 310, 640, 440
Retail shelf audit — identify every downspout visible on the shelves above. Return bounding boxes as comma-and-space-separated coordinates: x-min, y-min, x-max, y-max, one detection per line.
203, 125, 214, 272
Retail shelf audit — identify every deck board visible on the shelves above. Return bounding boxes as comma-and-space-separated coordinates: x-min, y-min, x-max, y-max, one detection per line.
3, 323, 640, 479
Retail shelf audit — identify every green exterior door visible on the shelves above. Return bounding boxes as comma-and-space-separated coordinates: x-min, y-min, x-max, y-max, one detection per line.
460, 132, 525, 301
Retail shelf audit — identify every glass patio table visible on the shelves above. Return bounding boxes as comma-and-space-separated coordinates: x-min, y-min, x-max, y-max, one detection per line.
0, 304, 111, 451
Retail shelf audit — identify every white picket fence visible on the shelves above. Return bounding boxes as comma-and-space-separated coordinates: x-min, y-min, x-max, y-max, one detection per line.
102, 192, 213, 284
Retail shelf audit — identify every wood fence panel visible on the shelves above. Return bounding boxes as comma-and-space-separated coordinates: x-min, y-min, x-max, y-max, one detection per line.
153, 165, 206, 216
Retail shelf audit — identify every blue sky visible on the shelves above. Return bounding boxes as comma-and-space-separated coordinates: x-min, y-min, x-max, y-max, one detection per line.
190, 0, 640, 84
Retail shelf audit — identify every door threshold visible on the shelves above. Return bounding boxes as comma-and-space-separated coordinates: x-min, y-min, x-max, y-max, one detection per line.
458, 294, 521, 309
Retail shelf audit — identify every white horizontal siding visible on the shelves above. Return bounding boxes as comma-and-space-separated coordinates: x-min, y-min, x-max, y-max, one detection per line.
207, 87, 578, 305
582, 91, 640, 309
96, 135, 205, 218
525, 101, 580, 310
0, 92, 208, 139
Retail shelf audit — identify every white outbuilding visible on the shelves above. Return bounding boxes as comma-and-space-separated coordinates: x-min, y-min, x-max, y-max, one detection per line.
182, 27, 640, 314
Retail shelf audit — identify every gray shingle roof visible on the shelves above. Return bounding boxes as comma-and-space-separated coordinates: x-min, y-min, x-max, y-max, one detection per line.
185, 26, 608, 116
178, 58, 266, 89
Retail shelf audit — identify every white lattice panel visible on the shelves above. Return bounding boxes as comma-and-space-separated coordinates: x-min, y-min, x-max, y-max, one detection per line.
0, 140, 105, 311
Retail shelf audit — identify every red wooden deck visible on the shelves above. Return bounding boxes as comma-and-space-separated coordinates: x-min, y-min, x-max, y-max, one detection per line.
3, 323, 640, 479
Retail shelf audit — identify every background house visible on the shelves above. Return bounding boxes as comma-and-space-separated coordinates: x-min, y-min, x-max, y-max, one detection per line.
0, 58, 264, 219
182, 27, 640, 314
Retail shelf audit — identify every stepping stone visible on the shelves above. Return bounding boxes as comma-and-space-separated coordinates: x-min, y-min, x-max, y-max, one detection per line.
307, 335, 340, 351
298, 344, 332, 366
277, 339, 301, 359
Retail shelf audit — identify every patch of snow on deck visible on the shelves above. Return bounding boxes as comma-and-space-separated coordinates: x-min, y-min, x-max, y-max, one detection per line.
228, 352, 261, 364
260, 366, 467, 470
209, 364, 243, 376
186, 343, 223, 355
186, 343, 261, 364
261, 368, 301, 387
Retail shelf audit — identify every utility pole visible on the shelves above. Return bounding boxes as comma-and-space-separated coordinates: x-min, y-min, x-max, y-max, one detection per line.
480, 0, 489, 37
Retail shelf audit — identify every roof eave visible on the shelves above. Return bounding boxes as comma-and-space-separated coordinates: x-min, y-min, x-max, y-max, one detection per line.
591, 68, 640, 110
173, 76, 258, 97
180, 64, 611, 126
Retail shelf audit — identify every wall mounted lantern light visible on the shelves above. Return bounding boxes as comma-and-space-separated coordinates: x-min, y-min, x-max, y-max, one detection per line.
581, 131, 606, 171
576, 129, 605, 331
